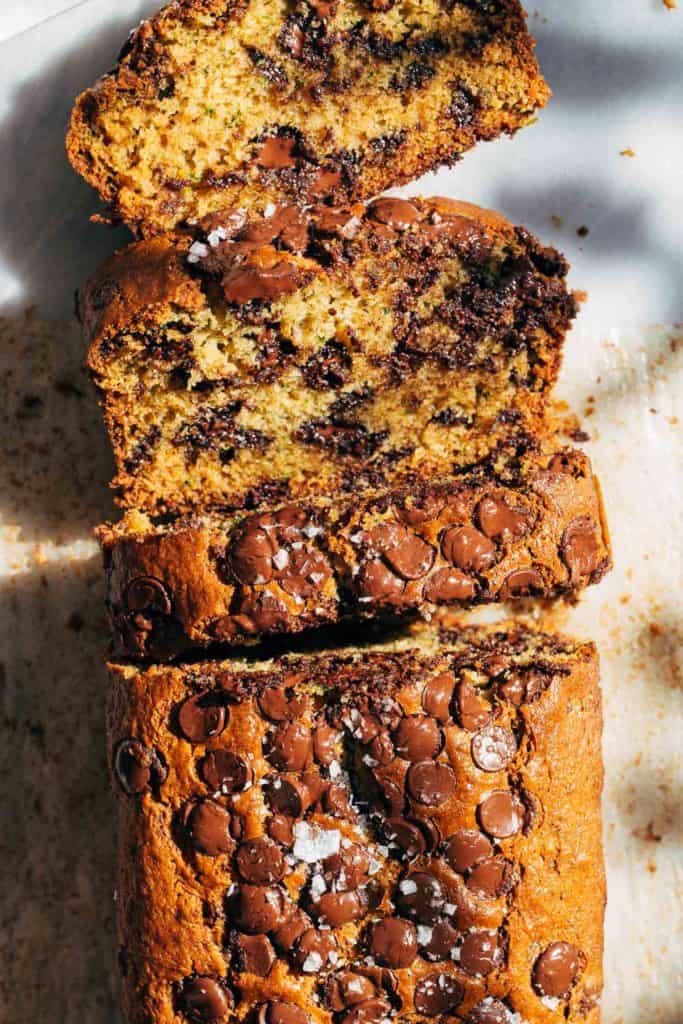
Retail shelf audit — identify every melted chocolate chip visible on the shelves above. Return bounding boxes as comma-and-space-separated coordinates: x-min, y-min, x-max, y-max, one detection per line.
292, 927, 338, 970
236, 838, 286, 885
420, 919, 461, 962
561, 517, 601, 579
185, 800, 234, 857
313, 890, 367, 928
383, 818, 427, 860
498, 568, 545, 599
233, 933, 275, 977
222, 260, 302, 305
459, 929, 505, 976
266, 813, 295, 846
124, 575, 172, 615
258, 685, 309, 722
406, 760, 457, 806
368, 198, 421, 229
340, 998, 393, 1024
498, 668, 550, 706
178, 691, 227, 743
256, 135, 299, 169
356, 559, 405, 604
422, 672, 455, 723
466, 997, 515, 1024
441, 525, 496, 572
443, 829, 492, 874
200, 751, 252, 794
313, 722, 341, 765
466, 856, 514, 899
532, 942, 583, 999
471, 725, 518, 772
264, 721, 313, 771
477, 494, 534, 542
424, 567, 476, 602
263, 775, 311, 817
393, 715, 443, 761
368, 522, 435, 580
326, 971, 378, 1011
231, 884, 289, 934
113, 739, 166, 796
413, 973, 464, 1016
270, 908, 310, 952
258, 1001, 311, 1024
369, 917, 418, 968
477, 790, 524, 839
178, 976, 232, 1021
394, 872, 445, 924
454, 679, 492, 732
227, 523, 275, 585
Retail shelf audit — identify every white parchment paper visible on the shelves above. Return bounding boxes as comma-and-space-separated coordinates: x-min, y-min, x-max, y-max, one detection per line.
0, 2, 681, 1022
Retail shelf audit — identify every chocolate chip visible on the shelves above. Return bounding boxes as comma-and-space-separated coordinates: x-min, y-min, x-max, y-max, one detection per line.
312, 722, 342, 766
278, 547, 332, 599
471, 725, 517, 772
200, 751, 252, 794
231, 884, 288, 934
313, 890, 367, 928
178, 691, 228, 743
420, 920, 461, 962
466, 856, 514, 899
477, 791, 524, 839
394, 872, 445, 924
466, 997, 515, 1024
422, 672, 455, 723
178, 976, 232, 1021
561, 517, 601, 580
236, 838, 286, 884
323, 843, 371, 891
454, 679, 492, 732
326, 971, 377, 1011
498, 668, 549, 706
498, 568, 545, 599
233, 933, 275, 976
263, 775, 311, 817
477, 494, 534, 542
291, 927, 339, 972
369, 917, 418, 968
424, 567, 476, 603
113, 738, 166, 795
368, 197, 421, 229
369, 522, 435, 580
227, 523, 275, 584
413, 973, 464, 1016
308, 167, 343, 198
441, 525, 496, 572
258, 685, 309, 722
312, 205, 362, 239
356, 559, 405, 604
231, 589, 290, 633
185, 800, 233, 857
124, 575, 171, 615
443, 829, 492, 874
340, 998, 393, 1024
258, 1001, 311, 1024
266, 814, 295, 846
406, 760, 457, 806
459, 929, 505, 976
393, 715, 443, 761
548, 451, 587, 477
256, 135, 299, 169
264, 721, 312, 771
368, 730, 395, 766
532, 942, 583, 999
375, 775, 405, 816
322, 783, 356, 819
222, 260, 302, 305
395, 494, 444, 526
270, 907, 310, 952
383, 818, 427, 860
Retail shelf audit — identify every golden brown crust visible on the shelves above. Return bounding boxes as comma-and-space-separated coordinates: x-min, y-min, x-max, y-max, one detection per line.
67, 0, 550, 236
107, 623, 604, 1024
99, 447, 612, 659
81, 196, 579, 518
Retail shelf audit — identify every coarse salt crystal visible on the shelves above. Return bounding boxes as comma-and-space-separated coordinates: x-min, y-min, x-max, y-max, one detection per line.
272, 549, 289, 570
264, 203, 277, 218
399, 879, 418, 895
207, 226, 228, 247
187, 241, 209, 263
293, 821, 341, 863
303, 524, 322, 538
417, 925, 433, 944
541, 997, 561, 1012
302, 952, 323, 973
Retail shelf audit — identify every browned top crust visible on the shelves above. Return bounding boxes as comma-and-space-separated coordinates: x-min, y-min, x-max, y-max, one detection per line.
66, 0, 549, 236
98, 445, 611, 660
107, 622, 604, 1024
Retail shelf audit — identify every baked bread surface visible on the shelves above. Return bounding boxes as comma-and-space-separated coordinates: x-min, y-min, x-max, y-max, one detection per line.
67, 0, 550, 235
81, 197, 578, 517
99, 446, 611, 659
108, 622, 604, 1023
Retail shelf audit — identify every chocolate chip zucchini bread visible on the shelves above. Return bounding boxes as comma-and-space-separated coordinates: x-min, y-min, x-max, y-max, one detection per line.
99, 445, 610, 659
81, 197, 578, 517
108, 622, 604, 1024
67, 0, 549, 237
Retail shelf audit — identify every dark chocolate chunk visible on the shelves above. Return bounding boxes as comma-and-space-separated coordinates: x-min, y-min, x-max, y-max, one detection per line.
466, 997, 515, 1024
185, 800, 233, 857
561, 517, 601, 580
394, 871, 445, 924
532, 942, 583, 999
368, 198, 421, 229
466, 856, 514, 899
200, 750, 252, 794
498, 568, 544, 599
178, 975, 232, 1021
292, 927, 338, 971
413, 973, 464, 1016
178, 691, 228, 743
264, 721, 313, 772
393, 714, 443, 761
236, 837, 286, 885
258, 685, 309, 722
369, 917, 418, 968
406, 760, 456, 806
477, 494, 534, 542
422, 672, 455, 723
454, 679, 492, 732
258, 1001, 311, 1024
231, 884, 289, 934
443, 829, 492, 874
424, 567, 476, 602
233, 933, 275, 977
477, 790, 524, 839
419, 920, 461, 962
368, 522, 435, 580
459, 929, 505, 977
124, 575, 172, 615
441, 525, 496, 572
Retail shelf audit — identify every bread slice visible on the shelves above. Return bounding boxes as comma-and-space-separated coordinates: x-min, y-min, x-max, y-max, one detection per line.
81, 197, 578, 517
99, 444, 610, 659
107, 620, 604, 1024
67, 0, 549, 236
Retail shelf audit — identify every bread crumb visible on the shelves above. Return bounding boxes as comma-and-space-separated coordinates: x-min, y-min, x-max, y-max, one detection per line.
633, 822, 662, 843
662, 0, 676, 9
577, 225, 590, 237
620, 148, 636, 158
550, 214, 563, 228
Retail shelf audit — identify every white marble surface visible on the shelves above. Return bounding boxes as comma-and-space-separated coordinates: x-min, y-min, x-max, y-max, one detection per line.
0, 3, 681, 1024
